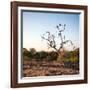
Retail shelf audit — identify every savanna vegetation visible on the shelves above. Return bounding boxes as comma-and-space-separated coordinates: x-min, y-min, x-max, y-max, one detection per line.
23, 24, 79, 77
23, 48, 79, 77
23, 48, 79, 63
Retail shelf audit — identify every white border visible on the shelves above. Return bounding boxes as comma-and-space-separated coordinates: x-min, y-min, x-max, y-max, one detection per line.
18, 6, 84, 83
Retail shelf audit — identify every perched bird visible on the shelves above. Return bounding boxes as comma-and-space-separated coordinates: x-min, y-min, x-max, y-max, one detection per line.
59, 24, 61, 26
56, 25, 59, 30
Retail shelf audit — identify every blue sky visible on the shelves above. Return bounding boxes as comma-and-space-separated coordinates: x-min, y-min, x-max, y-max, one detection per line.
22, 10, 80, 51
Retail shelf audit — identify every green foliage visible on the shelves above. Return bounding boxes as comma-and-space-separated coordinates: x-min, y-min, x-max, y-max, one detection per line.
29, 48, 36, 55
23, 56, 30, 60
47, 51, 58, 61
39, 51, 48, 59
23, 48, 79, 63
23, 48, 30, 59
63, 48, 79, 63
57, 55, 64, 62
34, 52, 40, 59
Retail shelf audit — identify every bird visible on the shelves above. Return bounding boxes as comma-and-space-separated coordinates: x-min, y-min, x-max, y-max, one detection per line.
56, 25, 59, 30
59, 24, 61, 26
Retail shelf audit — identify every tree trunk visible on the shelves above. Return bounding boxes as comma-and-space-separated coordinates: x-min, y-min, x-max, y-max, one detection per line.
57, 49, 65, 62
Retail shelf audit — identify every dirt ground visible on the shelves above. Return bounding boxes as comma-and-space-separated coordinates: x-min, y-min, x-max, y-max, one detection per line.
23, 60, 79, 77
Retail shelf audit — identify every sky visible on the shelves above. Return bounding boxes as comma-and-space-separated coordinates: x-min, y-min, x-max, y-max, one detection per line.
22, 10, 80, 51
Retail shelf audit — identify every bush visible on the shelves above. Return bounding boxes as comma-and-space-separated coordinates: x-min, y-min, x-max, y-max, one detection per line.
57, 48, 79, 63
39, 51, 48, 59
23, 56, 30, 60
47, 51, 58, 61
34, 52, 40, 59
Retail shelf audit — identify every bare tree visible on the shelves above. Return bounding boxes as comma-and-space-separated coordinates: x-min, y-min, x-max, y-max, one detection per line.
41, 24, 75, 58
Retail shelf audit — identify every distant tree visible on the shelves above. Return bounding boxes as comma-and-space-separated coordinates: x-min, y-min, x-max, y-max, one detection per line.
23, 48, 37, 59
39, 51, 48, 59
23, 48, 30, 60
34, 52, 40, 59
23, 48, 28, 53
23, 48, 29, 56
29, 48, 36, 55
47, 51, 58, 61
